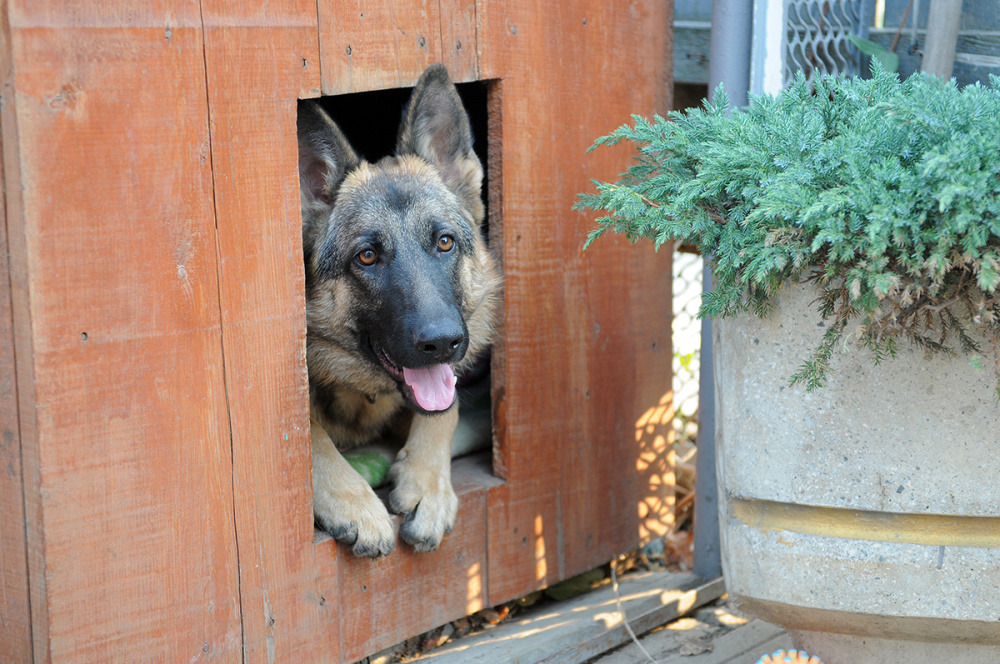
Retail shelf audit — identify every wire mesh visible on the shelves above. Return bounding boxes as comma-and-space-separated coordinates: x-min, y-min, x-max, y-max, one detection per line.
672, 251, 702, 447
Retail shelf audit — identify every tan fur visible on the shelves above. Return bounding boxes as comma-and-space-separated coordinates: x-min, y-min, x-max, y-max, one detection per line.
387, 408, 461, 552
311, 418, 396, 557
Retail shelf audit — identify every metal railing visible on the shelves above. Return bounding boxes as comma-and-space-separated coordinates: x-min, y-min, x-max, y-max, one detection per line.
785, 0, 865, 86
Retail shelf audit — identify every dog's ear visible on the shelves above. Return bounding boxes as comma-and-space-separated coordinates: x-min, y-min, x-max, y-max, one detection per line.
397, 64, 484, 221
298, 102, 360, 207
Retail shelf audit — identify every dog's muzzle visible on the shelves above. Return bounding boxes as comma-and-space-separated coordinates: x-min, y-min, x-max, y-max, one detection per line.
372, 340, 460, 412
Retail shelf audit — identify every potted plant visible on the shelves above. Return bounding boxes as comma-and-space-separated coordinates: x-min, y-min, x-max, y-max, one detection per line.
578, 68, 1000, 664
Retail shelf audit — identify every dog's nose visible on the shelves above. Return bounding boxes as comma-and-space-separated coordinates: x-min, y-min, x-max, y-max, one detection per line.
414, 323, 465, 363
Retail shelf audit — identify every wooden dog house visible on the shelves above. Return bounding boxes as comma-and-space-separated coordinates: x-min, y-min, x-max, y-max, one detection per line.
0, 1, 674, 661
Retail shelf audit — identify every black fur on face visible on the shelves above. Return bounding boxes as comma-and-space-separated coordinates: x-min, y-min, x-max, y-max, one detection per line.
316, 162, 472, 373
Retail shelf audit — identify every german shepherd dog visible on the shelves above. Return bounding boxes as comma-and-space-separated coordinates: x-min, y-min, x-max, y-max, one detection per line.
297, 65, 501, 557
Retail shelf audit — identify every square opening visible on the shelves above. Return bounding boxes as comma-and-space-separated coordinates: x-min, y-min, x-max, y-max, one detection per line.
298, 78, 504, 540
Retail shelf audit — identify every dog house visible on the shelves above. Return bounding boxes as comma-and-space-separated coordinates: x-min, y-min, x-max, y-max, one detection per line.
0, 1, 673, 661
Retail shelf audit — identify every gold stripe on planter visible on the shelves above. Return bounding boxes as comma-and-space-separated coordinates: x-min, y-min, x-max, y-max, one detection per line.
730, 497, 1000, 548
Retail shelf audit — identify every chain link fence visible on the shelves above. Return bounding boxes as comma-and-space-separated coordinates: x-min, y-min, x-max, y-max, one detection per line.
672, 251, 703, 448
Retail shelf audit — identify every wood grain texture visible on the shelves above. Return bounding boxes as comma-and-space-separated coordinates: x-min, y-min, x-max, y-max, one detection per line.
4, 5, 242, 660
0, 5, 33, 656
319, 0, 443, 94
2, 7, 49, 660
199, 2, 337, 662
439, 0, 480, 82
475, 0, 673, 605
0, 1, 673, 660
337, 456, 498, 662
412, 573, 720, 664
318, 0, 482, 95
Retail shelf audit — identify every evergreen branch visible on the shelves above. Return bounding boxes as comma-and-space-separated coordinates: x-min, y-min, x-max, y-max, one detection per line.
579, 69, 1000, 395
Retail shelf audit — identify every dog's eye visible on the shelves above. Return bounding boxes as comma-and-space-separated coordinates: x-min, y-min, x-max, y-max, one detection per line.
437, 235, 455, 252
356, 249, 377, 266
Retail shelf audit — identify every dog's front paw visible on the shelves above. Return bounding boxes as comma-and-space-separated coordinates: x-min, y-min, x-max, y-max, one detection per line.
314, 474, 396, 558
388, 454, 459, 552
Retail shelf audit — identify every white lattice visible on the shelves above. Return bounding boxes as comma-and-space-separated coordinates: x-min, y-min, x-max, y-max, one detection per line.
785, 0, 864, 85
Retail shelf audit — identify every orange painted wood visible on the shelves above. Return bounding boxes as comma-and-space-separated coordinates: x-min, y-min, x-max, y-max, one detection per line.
337, 456, 498, 662
199, 3, 340, 662
0, 1, 673, 660
317, 0, 483, 94
3, 4, 243, 660
0, 14, 33, 656
439, 0, 480, 82
0, 8, 49, 660
318, 0, 444, 94
476, 0, 673, 605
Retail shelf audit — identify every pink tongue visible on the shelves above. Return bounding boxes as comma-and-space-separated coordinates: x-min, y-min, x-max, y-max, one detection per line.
402, 364, 457, 411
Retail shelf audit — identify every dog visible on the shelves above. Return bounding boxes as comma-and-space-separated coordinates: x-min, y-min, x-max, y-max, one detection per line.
297, 64, 501, 557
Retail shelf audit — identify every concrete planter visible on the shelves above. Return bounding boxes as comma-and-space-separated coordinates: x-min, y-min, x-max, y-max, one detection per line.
714, 280, 1000, 664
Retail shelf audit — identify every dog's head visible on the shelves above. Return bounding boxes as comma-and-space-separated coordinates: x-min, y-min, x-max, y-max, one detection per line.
298, 65, 498, 414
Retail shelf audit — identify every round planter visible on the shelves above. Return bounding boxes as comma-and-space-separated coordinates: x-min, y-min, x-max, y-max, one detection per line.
714, 280, 1000, 664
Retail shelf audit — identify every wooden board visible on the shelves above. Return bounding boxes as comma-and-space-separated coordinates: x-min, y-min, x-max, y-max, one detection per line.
318, 0, 442, 94
415, 572, 724, 664
198, 3, 337, 662
476, 0, 674, 605
3, 4, 243, 661
438, 0, 480, 83
674, 22, 711, 84
337, 455, 502, 662
593, 619, 792, 664
318, 0, 480, 94
0, 1, 673, 660
0, 5, 33, 657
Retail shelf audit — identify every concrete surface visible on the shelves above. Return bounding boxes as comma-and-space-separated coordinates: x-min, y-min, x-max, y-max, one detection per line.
713, 279, 1000, 662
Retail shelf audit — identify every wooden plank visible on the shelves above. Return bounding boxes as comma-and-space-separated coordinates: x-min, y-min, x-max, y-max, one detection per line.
0, 8, 47, 661
5, 6, 242, 660
592, 619, 791, 664
475, 0, 673, 605
660, 621, 792, 664
539, 577, 726, 664
0, 4, 33, 657
318, 0, 481, 95
439, 0, 480, 82
415, 572, 722, 664
198, 2, 339, 662
338, 455, 497, 661
318, 0, 444, 94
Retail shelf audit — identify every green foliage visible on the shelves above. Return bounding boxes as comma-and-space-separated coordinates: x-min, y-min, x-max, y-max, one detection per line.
578, 69, 1000, 395
847, 35, 899, 73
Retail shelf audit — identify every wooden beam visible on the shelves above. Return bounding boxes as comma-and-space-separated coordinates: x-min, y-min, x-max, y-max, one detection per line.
4, 3, 244, 659
0, 3, 33, 657
417, 573, 725, 663
475, 0, 673, 605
